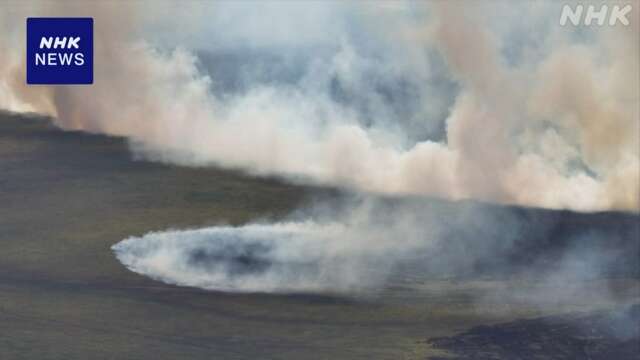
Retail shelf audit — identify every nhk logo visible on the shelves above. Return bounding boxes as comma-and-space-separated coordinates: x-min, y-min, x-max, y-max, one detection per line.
560, 4, 632, 26
27, 18, 93, 84
36, 36, 85, 66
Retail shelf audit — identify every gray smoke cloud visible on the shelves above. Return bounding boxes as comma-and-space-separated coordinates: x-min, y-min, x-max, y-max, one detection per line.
1, 1, 637, 211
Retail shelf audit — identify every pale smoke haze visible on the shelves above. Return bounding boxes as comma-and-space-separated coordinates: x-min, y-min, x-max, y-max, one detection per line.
1, 1, 638, 211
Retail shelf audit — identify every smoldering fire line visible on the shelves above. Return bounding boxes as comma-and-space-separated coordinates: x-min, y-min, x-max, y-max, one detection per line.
111, 198, 639, 295
111, 223, 381, 293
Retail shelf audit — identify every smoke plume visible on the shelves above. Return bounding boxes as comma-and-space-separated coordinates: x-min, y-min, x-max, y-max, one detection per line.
1, 1, 637, 211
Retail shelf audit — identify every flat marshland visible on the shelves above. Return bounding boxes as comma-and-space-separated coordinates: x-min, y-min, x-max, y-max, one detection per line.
0, 112, 638, 359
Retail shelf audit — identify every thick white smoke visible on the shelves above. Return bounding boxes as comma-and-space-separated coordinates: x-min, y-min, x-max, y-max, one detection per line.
1, 1, 638, 211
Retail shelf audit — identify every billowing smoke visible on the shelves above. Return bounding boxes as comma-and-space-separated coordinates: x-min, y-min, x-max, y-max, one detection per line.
1, 1, 637, 211
2, 2, 638, 295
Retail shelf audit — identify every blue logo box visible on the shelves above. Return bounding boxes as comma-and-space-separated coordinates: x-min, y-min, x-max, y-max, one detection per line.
26, 17, 93, 85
